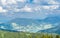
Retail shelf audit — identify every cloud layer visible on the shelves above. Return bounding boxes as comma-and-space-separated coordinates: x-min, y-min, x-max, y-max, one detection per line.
0, 0, 60, 22
11, 23, 56, 32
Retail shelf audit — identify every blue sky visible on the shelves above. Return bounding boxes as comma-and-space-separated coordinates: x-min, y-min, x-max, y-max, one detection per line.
0, 0, 60, 23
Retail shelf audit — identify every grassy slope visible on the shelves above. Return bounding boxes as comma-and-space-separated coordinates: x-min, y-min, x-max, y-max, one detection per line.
0, 30, 60, 38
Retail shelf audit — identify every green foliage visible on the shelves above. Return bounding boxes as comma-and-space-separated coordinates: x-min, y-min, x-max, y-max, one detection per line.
0, 30, 60, 38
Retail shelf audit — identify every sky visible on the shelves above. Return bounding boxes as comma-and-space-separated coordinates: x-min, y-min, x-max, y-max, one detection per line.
0, 0, 60, 33
0, 0, 60, 23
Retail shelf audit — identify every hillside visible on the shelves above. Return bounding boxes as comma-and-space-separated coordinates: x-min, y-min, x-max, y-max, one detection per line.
0, 30, 60, 38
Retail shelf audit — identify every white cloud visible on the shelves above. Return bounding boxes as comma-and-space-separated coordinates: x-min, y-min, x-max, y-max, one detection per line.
33, 0, 60, 4
42, 6, 50, 9
11, 23, 20, 30
35, 23, 54, 30
20, 5, 32, 12
1, 0, 7, 5
48, 0, 59, 4
0, 6, 7, 13
42, 5, 59, 10
1, 0, 27, 5
16, 0, 26, 2
7, 0, 17, 4
43, 24, 53, 29
14, 8, 20, 12
0, 26, 6, 29
1, 0, 17, 5
34, 5, 41, 11
11, 23, 55, 32
50, 5, 59, 9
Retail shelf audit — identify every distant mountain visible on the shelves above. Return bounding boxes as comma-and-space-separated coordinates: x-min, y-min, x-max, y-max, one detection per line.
43, 16, 60, 23
38, 25, 60, 34
0, 16, 60, 33
38, 16, 60, 34
8, 18, 41, 25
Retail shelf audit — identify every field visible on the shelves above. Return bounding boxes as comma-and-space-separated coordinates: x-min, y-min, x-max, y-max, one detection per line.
0, 30, 60, 38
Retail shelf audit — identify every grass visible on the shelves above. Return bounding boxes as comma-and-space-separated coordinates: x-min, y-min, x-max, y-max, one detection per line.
0, 30, 60, 38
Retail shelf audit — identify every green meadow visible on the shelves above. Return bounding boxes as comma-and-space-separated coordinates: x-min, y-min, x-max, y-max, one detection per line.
0, 30, 60, 38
